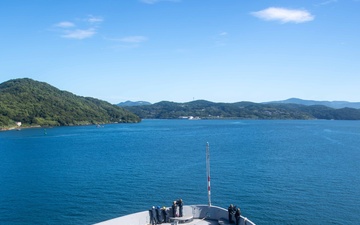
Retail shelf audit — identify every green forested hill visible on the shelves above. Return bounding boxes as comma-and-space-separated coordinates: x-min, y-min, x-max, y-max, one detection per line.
124, 100, 360, 120
0, 78, 140, 129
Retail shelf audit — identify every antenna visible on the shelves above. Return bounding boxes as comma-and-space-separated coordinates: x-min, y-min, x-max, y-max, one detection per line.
206, 142, 211, 206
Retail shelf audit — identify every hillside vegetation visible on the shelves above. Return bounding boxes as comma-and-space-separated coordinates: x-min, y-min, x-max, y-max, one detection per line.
124, 100, 360, 120
0, 78, 140, 129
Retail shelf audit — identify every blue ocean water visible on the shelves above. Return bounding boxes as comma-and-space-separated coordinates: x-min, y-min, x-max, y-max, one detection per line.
0, 120, 359, 225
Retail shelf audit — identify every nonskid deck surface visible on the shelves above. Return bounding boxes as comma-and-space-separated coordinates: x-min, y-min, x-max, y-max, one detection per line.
148, 219, 219, 225
148, 217, 233, 225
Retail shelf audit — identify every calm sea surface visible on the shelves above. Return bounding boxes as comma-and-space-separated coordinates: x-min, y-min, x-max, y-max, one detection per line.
0, 120, 359, 225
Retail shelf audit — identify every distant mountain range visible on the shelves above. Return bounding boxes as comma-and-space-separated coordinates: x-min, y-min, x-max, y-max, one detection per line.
117, 101, 151, 107
265, 98, 360, 109
0, 78, 140, 129
119, 98, 360, 109
122, 100, 360, 120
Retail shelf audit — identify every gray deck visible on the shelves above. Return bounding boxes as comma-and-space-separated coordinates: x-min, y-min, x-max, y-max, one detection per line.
153, 219, 220, 225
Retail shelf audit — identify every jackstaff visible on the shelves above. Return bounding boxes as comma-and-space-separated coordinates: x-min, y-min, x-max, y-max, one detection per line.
206, 142, 211, 206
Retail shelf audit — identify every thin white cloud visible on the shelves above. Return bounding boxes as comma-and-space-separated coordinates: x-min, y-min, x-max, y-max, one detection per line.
251, 7, 314, 23
53, 15, 103, 40
86, 15, 104, 23
140, 0, 180, 4
55, 21, 75, 28
61, 28, 96, 40
214, 32, 228, 47
106, 36, 148, 43
105, 36, 148, 49
118, 36, 148, 43
316, 0, 338, 6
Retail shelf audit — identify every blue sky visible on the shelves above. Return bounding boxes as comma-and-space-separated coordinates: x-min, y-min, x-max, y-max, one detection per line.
1, 0, 359, 104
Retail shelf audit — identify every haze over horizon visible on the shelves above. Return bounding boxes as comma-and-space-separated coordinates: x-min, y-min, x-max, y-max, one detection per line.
1, 0, 359, 104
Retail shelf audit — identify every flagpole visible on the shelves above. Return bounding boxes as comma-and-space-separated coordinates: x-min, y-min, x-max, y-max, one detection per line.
206, 142, 211, 206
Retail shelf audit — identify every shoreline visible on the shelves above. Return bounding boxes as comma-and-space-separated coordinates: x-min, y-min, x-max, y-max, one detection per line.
0, 121, 129, 132
0, 125, 41, 132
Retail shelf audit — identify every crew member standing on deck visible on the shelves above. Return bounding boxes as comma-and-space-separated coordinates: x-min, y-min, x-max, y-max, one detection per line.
156, 206, 163, 223
172, 201, 178, 217
235, 207, 241, 225
228, 204, 235, 223
162, 206, 169, 222
149, 206, 157, 225
177, 199, 183, 217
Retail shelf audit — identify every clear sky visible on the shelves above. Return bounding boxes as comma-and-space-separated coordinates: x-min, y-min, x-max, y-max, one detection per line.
1, 0, 359, 104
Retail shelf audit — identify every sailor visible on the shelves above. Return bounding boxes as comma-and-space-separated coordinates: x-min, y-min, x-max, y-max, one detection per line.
177, 199, 183, 217
228, 204, 235, 223
162, 206, 169, 223
235, 207, 241, 225
149, 206, 157, 225
156, 206, 163, 224
172, 201, 178, 217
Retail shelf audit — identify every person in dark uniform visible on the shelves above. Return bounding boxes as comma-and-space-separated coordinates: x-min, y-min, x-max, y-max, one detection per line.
172, 201, 177, 217
156, 206, 163, 224
177, 199, 183, 217
235, 207, 241, 225
149, 206, 157, 225
162, 206, 169, 223
228, 204, 235, 223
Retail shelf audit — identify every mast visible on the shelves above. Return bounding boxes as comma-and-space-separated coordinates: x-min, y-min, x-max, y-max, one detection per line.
206, 142, 211, 206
